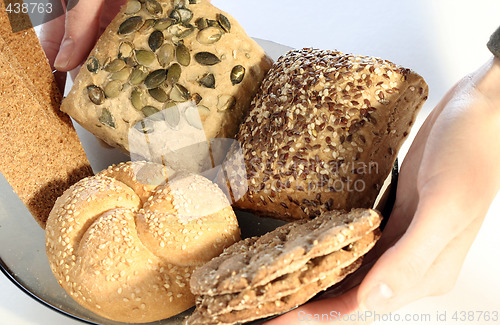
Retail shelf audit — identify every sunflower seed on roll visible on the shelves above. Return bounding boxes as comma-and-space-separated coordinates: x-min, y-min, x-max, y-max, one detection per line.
224, 48, 428, 221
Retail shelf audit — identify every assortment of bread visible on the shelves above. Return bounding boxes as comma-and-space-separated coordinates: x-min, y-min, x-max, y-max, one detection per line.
0, 0, 430, 323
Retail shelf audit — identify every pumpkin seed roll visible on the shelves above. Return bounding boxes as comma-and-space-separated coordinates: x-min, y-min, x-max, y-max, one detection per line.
225, 48, 428, 221
62, 0, 273, 172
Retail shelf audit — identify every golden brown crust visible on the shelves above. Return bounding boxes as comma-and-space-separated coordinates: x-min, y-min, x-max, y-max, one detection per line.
226, 48, 428, 221
45, 161, 240, 323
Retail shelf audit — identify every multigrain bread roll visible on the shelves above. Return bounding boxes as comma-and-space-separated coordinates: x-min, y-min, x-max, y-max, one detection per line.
223, 48, 428, 221
0, 10, 93, 228
61, 0, 273, 173
45, 161, 240, 323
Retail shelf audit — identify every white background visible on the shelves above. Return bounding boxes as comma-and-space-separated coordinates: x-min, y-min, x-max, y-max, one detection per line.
1, 0, 500, 324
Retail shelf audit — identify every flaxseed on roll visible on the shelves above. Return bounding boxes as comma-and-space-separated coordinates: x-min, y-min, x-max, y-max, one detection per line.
223, 48, 428, 221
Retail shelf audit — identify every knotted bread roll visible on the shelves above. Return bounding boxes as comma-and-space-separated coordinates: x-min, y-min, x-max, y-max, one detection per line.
45, 161, 240, 323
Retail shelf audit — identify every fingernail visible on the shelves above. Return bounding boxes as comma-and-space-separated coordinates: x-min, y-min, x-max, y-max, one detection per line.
54, 37, 74, 71
362, 283, 393, 311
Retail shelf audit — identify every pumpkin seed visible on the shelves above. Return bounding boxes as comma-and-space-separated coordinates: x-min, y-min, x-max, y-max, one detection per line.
194, 52, 220, 66
99, 108, 115, 128
142, 105, 160, 118
195, 17, 208, 30
169, 8, 192, 23
124, 0, 142, 15
184, 105, 203, 129
125, 56, 138, 68
178, 8, 193, 23
157, 43, 175, 67
174, 0, 189, 9
110, 67, 131, 81
129, 66, 148, 85
105, 59, 126, 72
168, 24, 195, 39
191, 93, 202, 104
145, 0, 162, 15
163, 103, 180, 128
131, 88, 144, 110
175, 43, 190, 66
86, 57, 99, 73
144, 69, 167, 88
207, 19, 220, 28
148, 87, 169, 102
87, 85, 105, 105
170, 83, 190, 102
154, 18, 175, 31
139, 18, 156, 33
118, 16, 144, 34
166, 63, 182, 84
198, 73, 215, 88
135, 120, 154, 134
118, 42, 134, 59
148, 30, 164, 52
230, 65, 245, 85
104, 80, 122, 98
188, 0, 199, 4
196, 27, 222, 45
135, 49, 156, 66
217, 13, 231, 32
217, 94, 236, 111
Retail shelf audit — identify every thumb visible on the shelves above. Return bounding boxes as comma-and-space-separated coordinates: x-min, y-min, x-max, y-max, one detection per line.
356, 179, 478, 313
54, 0, 105, 71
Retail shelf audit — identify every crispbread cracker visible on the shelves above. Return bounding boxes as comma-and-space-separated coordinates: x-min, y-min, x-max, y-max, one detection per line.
198, 229, 380, 316
190, 209, 382, 296
186, 259, 363, 325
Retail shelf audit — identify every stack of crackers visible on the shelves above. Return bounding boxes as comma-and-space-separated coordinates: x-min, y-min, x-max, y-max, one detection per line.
186, 209, 382, 325
0, 1, 92, 228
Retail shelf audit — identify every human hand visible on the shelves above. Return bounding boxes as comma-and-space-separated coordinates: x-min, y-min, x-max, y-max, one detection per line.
265, 57, 500, 324
39, 0, 127, 91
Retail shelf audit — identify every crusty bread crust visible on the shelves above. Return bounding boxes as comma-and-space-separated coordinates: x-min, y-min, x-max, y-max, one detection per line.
226, 48, 428, 221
